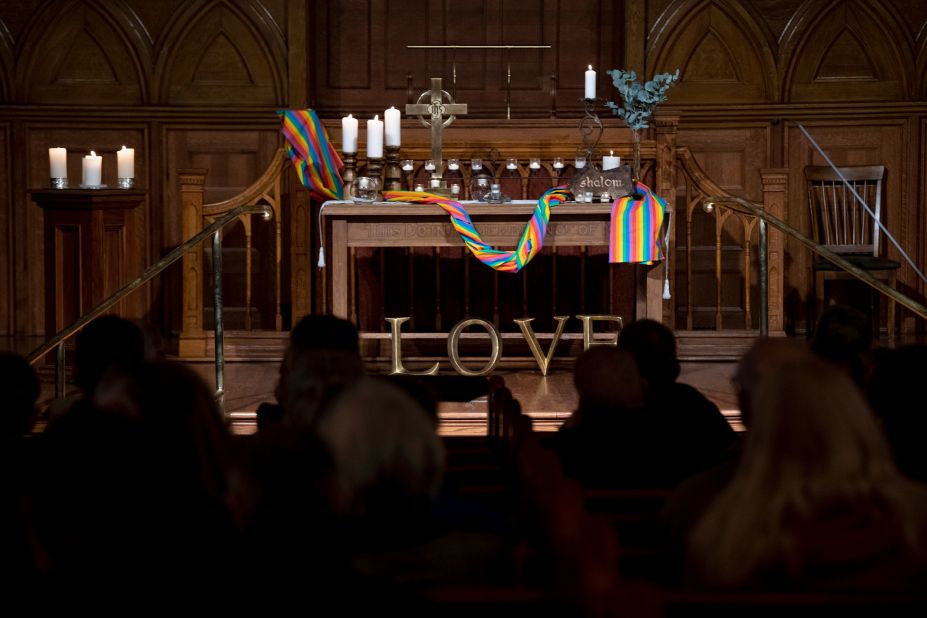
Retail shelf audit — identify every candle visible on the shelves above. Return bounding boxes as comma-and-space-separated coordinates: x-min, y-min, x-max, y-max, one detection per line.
575, 156, 587, 169
448, 158, 459, 170
603, 150, 620, 171
82, 151, 102, 186
471, 158, 482, 170
384, 107, 401, 146
401, 159, 414, 171
367, 115, 384, 158
49, 147, 67, 178
342, 114, 358, 153
506, 158, 517, 170
553, 157, 564, 169
529, 158, 540, 170
585, 65, 596, 100
424, 159, 435, 171
117, 145, 135, 178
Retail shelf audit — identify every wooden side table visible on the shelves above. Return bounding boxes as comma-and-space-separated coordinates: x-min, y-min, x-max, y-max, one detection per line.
30, 189, 145, 337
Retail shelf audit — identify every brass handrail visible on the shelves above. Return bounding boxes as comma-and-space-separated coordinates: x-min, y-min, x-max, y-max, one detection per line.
27, 203, 274, 411
703, 196, 927, 333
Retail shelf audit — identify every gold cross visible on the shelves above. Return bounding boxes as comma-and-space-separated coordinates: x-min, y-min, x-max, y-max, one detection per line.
406, 77, 467, 180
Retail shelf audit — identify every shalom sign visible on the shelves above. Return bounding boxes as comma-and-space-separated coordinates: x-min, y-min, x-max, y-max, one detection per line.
569, 165, 633, 199
386, 314, 623, 377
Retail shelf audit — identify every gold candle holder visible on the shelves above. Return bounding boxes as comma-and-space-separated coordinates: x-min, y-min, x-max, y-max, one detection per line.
384, 145, 402, 191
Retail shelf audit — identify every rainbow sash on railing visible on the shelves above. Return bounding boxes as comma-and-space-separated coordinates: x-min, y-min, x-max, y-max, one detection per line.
278, 109, 344, 201
610, 182, 666, 264
384, 187, 572, 273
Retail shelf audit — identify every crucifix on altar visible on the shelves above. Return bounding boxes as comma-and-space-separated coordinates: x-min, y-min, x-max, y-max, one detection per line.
405, 77, 467, 189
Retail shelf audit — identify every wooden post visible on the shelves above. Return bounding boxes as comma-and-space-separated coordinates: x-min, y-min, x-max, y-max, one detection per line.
178, 168, 207, 357
760, 168, 788, 335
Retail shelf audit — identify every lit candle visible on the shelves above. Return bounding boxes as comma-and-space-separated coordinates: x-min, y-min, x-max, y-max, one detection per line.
384, 106, 401, 146
401, 159, 414, 171
529, 158, 541, 170
448, 158, 459, 170
49, 147, 67, 178
117, 145, 135, 178
584, 65, 596, 100
575, 156, 587, 169
506, 158, 517, 170
367, 115, 384, 158
471, 158, 482, 170
342, 114, 358, 153
424, 159, 435, 171
603, 150, 620, 171
82, 151, 102, 186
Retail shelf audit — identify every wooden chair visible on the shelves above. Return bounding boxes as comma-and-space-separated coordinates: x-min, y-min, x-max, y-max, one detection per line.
805, 165, 900, 342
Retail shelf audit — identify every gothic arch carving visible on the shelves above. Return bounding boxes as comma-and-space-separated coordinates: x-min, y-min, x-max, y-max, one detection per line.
15, 0, 148, 104
155, 0, 285, 106
780, 0, 912, 102
0, 18, 12, 102
647, 0, 776, 104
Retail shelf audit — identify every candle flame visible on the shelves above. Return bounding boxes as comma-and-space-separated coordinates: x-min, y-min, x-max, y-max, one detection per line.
121, 145, 126, 150
90, 151, 96, 156
374, 115, 379, 120
588, 65, 593, 70
348, 113, 353, 118
610, 150, 614, 155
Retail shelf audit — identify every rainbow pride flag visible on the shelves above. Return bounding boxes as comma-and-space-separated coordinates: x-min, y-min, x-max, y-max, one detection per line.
278, 109, 344, 201
384, 187, 572, 273
610, 182, 666, 264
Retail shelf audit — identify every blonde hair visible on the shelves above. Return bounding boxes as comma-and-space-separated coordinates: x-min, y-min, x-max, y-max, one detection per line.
689, 357, 925, 587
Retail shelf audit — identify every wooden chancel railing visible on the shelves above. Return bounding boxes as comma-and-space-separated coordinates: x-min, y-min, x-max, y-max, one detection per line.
175, 118, 786, 362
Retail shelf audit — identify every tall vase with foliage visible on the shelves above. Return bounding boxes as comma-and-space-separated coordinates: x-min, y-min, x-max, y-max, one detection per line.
605, 69, 679, 181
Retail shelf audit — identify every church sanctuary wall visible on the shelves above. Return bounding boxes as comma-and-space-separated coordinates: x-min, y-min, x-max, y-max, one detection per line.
2, 0, 927, 341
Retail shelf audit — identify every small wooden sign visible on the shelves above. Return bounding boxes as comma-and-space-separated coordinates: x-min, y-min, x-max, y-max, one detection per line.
569, 165, 633, 200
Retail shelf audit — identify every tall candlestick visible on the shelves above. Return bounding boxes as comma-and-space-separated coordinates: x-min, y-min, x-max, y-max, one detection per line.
342, 114, 358, 153
602, 149, 620, 171
584, 65, 596, 100
384, 145, 402, 191
49, 147, 67, 179
82, 151, 102, 187
384, 106, 401, 146
367, 115, 384, 158
117, 145, 135, 178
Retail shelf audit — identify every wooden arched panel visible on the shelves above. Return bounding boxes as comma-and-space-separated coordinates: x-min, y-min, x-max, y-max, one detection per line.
782, 0, 911, 102
157, 0, 285, 106
16, 0, 145, 105
648, 0, 775, 103
0, 18, 12, 102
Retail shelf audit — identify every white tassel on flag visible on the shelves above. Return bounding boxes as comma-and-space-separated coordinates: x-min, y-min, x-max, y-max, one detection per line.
663, 277, 671, 300
317, 246, 326, 269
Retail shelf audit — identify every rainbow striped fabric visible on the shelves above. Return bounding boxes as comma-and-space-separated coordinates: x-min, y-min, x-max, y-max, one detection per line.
609, 182, 666, 264
384, 187, 572, 273
278, 109, 344, 201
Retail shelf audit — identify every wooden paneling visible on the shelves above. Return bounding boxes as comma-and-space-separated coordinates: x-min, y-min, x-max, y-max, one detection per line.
650, 0, 775, 103
158, 1, 285, 105
17, 0, 145, 104
781, 1, 910, 102
311, 0, 620, 117
0, 123, 9, 335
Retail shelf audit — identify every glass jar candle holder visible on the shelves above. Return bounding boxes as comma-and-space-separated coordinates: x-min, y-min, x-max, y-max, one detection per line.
401, 159, 414, 171
447, 158, 460, 171
506, 158, 518, 170
553, 157, 564, 170
350, 176, 380, 202
424, 159, 436, 171
529, 158, 541, 170
471, 158, 483, 171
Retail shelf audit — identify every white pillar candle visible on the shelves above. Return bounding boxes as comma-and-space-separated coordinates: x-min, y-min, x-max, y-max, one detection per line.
82, 151, 102, 186
117, 145, 135, 178
367, 114, 384, 158
49, 147, 67, 178
603, 150, 620, 171
584, 65, 596, 100
384, 106, 401, 146
342, 114, 358, 153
